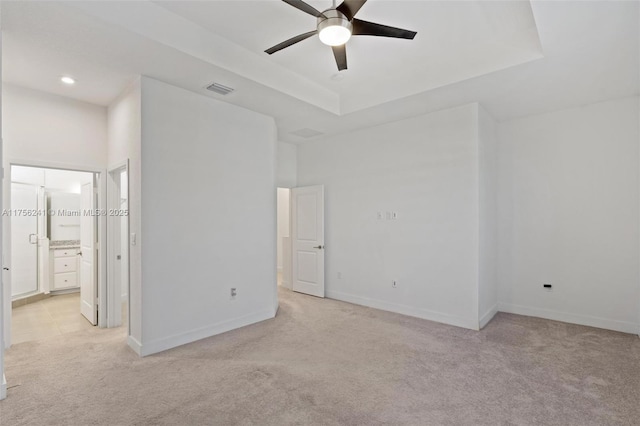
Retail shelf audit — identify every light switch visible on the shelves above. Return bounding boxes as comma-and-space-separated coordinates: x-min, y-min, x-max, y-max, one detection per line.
130, 233, 137, 246
391, 212, 398, 220
377, 212, 384, 220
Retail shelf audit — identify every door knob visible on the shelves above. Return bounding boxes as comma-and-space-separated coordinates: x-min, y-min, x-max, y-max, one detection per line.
313, 245, 324, 249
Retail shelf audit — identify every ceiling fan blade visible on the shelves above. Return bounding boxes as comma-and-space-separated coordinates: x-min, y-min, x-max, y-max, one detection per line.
265, 30, 317, 55
332, 45, 347, 71
352, 19, 417, 40
282, 0, 326, 18
336, 0, 367, 21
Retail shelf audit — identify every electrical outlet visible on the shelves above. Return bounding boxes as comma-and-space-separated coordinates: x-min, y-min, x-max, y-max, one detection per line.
392, 280, 398, 288
230, 287, 237, 299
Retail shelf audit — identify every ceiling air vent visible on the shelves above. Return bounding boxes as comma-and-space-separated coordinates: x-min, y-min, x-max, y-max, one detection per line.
206, 82, 234, 95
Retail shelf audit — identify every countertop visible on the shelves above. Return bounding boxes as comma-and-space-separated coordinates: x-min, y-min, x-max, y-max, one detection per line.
50, 240, 80, 249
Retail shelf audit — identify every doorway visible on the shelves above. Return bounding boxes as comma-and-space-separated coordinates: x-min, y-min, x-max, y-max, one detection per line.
276, 188, 292, 290
5, 164, 102, 345
107, 163, 129, 329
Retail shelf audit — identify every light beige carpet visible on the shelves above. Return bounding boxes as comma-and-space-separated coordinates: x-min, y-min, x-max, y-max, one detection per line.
1, 288, 639, 425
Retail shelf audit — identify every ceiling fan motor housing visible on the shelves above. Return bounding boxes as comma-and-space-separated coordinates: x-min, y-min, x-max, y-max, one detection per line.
317, 9, 353, 35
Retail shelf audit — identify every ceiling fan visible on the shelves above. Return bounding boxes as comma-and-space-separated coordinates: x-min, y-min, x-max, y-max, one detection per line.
265, 0, 417, 71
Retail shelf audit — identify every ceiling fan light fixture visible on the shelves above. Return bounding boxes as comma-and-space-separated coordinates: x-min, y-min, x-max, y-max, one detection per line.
317, 10, 352, 46
319, 25, 351, 46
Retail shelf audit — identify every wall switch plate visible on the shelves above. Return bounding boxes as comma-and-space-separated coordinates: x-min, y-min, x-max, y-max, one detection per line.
230, 288, 237, 299
386, 212, 392, 220
391, 212, 398, 220
377, 212, 384, 220
392, 280, 398, 288
130, 233, 137, 246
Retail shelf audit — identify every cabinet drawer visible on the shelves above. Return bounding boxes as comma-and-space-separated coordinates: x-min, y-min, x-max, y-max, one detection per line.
55, 248, 79, 258
54, 257, 76, 273
54, 272, 77, 289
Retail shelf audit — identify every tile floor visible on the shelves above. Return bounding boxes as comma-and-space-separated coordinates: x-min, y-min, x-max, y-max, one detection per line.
11, 293, 95, 344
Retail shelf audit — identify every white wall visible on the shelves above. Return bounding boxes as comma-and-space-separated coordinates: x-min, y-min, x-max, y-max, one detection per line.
478, 106, 498, 327
0, 25, 5, 400
297, 104, 481, 329
2, 84, 107, 168
138, 77, 277, 355
276, 188, 290, 271
48, 193, 81, 241
107, 79, 142, 344
277, 141, 297, 188
497, 96, 640, 333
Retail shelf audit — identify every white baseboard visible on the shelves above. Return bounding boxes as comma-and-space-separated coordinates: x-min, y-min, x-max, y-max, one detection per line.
127, 335, 143, 356
50, 288, 80, 296
135, 308, 275, 357
498, 302, 639, 334
479, 303, 498, 329
326, 289, 479, 330
1, 373, 6, 400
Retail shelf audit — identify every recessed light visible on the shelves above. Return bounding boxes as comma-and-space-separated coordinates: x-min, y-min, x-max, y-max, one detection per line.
61, 76, 76, 85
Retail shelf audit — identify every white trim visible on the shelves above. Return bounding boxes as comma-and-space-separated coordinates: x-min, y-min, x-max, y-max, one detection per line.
1, 373, 6, 400
479, 303, 498, 329
498, 302, 639, 334
326, 289, 480, 331
97, 171, 108, 328
106, 161, 129, 328
134, 308, 275, 357
7, 158, 105, 173
127, 335, 143, 356
50, 288, 80, 296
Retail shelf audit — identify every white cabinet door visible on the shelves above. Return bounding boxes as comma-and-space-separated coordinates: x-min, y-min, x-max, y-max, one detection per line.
291, 185, 325, 298
80, 182, 97, 325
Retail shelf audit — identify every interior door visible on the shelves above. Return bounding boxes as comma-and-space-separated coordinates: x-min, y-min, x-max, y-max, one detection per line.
10, 183, 39, 298
80, 181, 97, 325
291, 185, 325, 297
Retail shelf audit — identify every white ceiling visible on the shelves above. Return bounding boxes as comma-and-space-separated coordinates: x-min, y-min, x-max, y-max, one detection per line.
155, 0, 543, 113
2, 1, 638, 143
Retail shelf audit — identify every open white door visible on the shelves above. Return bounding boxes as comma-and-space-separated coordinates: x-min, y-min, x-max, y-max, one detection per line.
80, 181, 97, 325
291, 185, 325, 297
